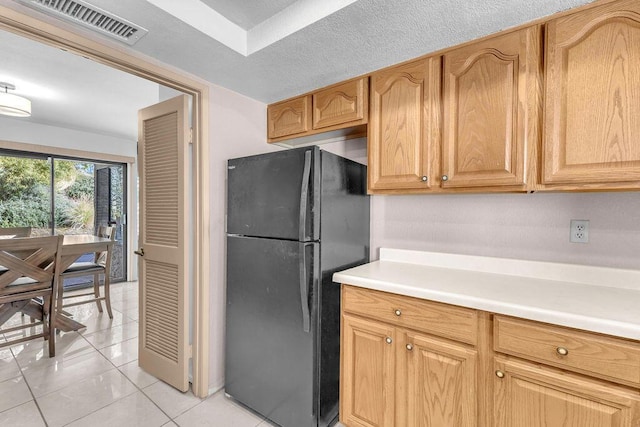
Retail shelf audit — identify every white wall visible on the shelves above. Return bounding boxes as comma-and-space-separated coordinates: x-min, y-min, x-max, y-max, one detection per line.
208, 84, 281, 391
0, 116, 137, 158
322, 138, 640, 271
370, 191, 640, 270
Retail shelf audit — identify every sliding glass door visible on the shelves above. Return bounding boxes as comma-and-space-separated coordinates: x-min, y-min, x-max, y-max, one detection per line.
0, 149, 127, 283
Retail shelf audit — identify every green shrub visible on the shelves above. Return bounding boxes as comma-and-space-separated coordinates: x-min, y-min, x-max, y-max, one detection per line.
65, 174, 94, 200
0, 185, 51, 227
67, 195, 94, 230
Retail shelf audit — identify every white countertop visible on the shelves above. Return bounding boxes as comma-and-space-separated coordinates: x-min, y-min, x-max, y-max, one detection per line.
333, 249, 640, 340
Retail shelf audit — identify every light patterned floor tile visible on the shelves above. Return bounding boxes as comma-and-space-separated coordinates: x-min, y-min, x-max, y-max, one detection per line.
0, 346, 12, 360
118, 360, 158, 388
68, 305, 127, 335
12, 331, 94, 370
98, 336, 138, 366
22, 350, 114, 397
0, 375, 33, 413
142, 380, 202, 419
0, 400, 45, 427
36, 368, 137, 427
161, 422, 178, 427
83, 321, 138, 349
65, 391, 169, 427
0, 356, 21, 383
110, 293, 139, 310
110, 306, 138, 321
174, 392, 264, 427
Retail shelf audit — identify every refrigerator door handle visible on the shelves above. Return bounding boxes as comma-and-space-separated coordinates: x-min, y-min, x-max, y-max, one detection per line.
299, 242, 313, 333
298, 150, 312, 242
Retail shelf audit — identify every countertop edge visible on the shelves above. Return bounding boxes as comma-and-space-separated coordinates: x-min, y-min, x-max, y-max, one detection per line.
333, 260, 640, 341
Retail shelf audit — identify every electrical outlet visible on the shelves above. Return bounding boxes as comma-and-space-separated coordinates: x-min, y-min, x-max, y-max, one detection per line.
570, 220, 589, 243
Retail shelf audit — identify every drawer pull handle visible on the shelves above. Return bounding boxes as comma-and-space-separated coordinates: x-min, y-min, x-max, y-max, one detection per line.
406, 344, 413, 351
385, 337, 392, 344
394, 309, 402, 316
556, 347, 569, 356
495, 370, 505, 379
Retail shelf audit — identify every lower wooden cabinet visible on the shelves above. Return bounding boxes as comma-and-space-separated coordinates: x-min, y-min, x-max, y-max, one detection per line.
494, 356, 640, 427
340, 286, 480, 427
341, 314, 396, 427
402, 331, 478, 427
340, 285, 640, 427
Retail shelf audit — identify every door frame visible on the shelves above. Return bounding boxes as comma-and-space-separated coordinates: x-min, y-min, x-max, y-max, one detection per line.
0, 5, 210, 397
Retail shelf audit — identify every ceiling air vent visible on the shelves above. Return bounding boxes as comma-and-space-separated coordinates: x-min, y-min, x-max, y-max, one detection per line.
15, 0, 148, 45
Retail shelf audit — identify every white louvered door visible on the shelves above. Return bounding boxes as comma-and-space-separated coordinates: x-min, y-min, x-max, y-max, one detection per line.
137, 95, 189, 392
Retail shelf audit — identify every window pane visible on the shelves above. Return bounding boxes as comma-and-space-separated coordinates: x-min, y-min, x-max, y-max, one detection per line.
54, 159, 95, 235
0, 153, 52, 236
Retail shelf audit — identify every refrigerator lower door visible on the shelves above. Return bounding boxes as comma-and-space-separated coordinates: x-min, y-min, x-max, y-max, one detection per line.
226, 236, 318, 427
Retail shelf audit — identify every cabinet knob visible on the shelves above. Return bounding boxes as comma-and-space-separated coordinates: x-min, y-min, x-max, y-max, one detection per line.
421, 176, 428, 182
441, 175, 449, 182
495, 370, 505, 379
394, 309, 402, 316
556, 347, 569, 356
385, 337, 392, 344
406, 344, 413, 351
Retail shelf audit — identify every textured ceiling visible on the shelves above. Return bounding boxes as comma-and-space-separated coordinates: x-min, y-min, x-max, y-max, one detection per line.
0, 0, 596, 140
199, 0, 299, 29
87, 0, 593, 103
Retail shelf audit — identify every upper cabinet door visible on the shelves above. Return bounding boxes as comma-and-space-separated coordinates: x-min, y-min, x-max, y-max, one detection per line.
544, 0, 640, 185
368, 58, 442, 193
267, 95, 312, 139
313, 78, 368, 130
442, 26, 542, 189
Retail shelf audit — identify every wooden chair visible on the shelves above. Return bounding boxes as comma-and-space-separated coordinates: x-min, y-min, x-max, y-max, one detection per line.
0, 227, 32, 238
0, 227, 32, 286
0, 235, 64, 357
59, 226, 116, 318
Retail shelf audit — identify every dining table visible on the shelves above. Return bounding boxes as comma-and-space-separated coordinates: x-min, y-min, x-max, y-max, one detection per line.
55, 234, 115, 332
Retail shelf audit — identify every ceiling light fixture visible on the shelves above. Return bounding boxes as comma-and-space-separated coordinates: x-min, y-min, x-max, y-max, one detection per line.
0, 82, 32, 117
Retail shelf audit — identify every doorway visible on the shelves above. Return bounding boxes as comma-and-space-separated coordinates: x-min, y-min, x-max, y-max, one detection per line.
0, 5, 210, 397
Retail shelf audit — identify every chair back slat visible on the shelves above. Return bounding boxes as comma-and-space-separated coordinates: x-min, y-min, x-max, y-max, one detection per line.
0, 227, 31, 238
95, 226, 116, 267
0, 237, 61, 291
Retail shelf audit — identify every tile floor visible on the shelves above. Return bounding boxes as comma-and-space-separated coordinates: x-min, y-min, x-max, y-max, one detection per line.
0, 281, 331, 427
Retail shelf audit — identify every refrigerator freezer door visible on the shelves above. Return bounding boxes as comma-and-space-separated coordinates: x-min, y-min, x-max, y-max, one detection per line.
227, 147, 319, 241
226, 235, 318, 427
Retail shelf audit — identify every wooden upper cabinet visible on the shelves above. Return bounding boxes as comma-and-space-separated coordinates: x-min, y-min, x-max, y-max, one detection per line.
368, 58, 441, 193
267, 96, 311, 140
442, 26, 542, 189
544, 0, 640, 185
267, 78, 368, 144
313, 78, 368, 130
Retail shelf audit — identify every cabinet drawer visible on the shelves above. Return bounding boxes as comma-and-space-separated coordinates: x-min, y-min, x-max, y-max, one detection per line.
494, 316, 640, 387
342, 285, 478, 345
312, 78, 367, 130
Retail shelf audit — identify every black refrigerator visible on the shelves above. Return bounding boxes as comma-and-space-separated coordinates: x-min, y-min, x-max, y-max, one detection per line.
225, 146, 369, 427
